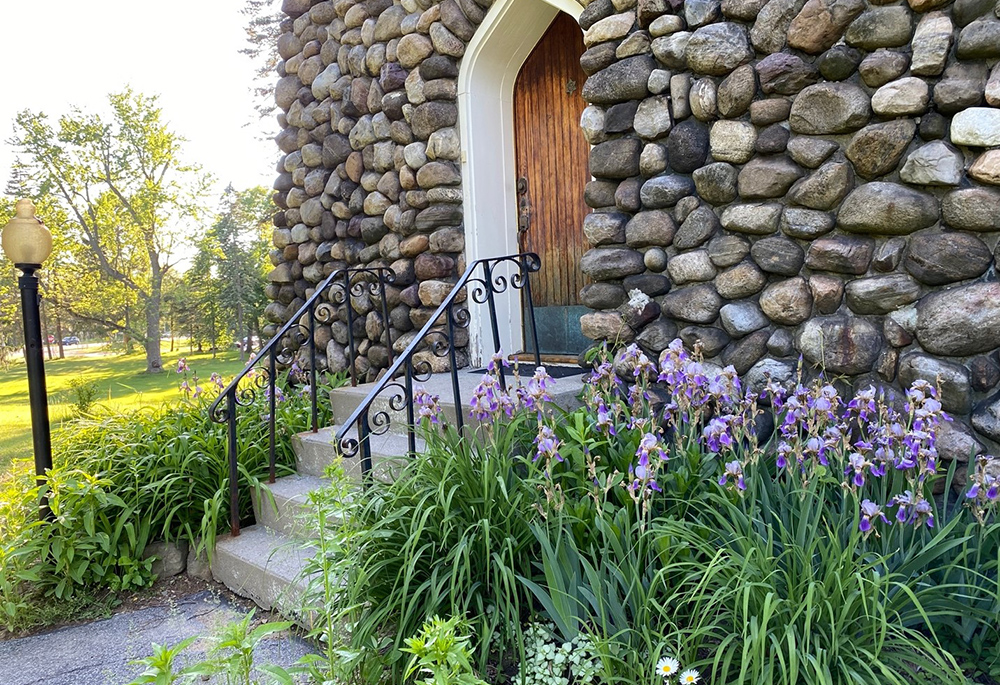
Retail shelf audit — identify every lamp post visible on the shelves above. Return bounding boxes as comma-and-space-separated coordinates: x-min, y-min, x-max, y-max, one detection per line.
2, 199, 54, 520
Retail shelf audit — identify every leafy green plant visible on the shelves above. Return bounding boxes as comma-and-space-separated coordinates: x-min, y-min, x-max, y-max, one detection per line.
402, 615, 489, 685
128, 637, 200, 685
66, 377, 101, 416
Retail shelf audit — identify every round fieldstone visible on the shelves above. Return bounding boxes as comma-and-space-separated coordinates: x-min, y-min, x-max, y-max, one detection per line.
668, 120, 710, 173
675, 206, 721, 249
581, 283, 628, 309
750, 0, 807, 54
817, 45, 863, 81
644, 247, 669, 271
767, 328, 796, 357
859, 49, 911, 89
659, 283, 723, 323
582, 56, 656, 104
781, 208, 836, 238
584, 211, 629, 246
581, 247, 647, 279
973, 393, 1000, 443
941, 187, 1000, 231
934, 64, 989, 115
950, 108, 1000, 147
760, 277, 813, 325
786, 161, 853, 210
582, 312, 634, 341
692, 162, 739, 205
845, 274, 922, 315
680, 325, 731, 357
899, 141, 964, 186
640, 144, 669, 176
871, 77, 930, 117
756, 124, 790, 154
805, 235, 875, 274
786, 137, 839, 169
905, 232, 993, 285
956, 18, 1000, 60
789, 83, 871, 134
911, 13, 953, 77
710, 120, 757, 163
641, 175, 696, 208
720, 301, 770, 337
751, 236, 805, 275
717, 65, 757, 118
636, 318, 681, 353
721, 203, 783, 234
689, 79, 718, 121
721, 329, 770, 374
715, 260, 768, 298
590, 138, 643, 179
798, 315, 882, 374
787, 0, 866, 54
686, 23, 753, 75
971, 356, 1000, 392
652, 32, 692, 70
749, 97, 793, 125
737, 156, 804, 199
809, 274, 845, 314
624, 273, 672, 297
756, 53, 820, 95
667, 250, 717, 284
969, 149, 1000, 185
916, 282, 1000, 356
708, 234, 751, 266
634, 96, 673, 138
845, 120, 916, 179
873, 237, 906, 272
898, 353, 972, 415
845, 6, 914, 50
837, 182, 939, 235
626, 210, 678, 247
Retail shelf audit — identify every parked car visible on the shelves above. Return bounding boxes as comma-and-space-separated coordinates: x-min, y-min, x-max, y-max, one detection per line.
62, 336, 80, 345
233, 336, 259, 352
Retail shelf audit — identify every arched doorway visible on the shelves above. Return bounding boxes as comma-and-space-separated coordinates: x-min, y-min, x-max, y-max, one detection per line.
458, 0, 587, 365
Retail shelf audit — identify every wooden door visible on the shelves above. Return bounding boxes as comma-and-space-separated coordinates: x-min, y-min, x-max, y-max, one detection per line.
513, 12, 591, 357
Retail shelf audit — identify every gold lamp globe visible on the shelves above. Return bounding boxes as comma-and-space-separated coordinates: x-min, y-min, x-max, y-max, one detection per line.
1, 199, 52, 266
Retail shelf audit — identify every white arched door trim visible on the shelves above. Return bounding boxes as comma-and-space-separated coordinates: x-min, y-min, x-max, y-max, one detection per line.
457, 0, 583, 366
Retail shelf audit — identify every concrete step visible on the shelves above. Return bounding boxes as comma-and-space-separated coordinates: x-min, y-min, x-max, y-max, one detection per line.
253, 474, 329, 539
293, 425, 417, 481
212, 524, 316, 621
329, 369, 586, 434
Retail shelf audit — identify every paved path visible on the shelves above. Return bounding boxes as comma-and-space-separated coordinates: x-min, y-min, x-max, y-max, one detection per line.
0, 589, 315, 685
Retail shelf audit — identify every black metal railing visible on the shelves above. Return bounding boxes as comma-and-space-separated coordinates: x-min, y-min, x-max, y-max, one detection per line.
335, 253, 542, 474
209, 265, 396, 536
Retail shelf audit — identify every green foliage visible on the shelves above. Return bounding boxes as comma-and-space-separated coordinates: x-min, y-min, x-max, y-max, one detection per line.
514, 623, 599, 685
327, 389, 542, 681
0, 367, 338, 631
66, 377, 101, 416
403, 615, 489, 685
127, 613, 295, 685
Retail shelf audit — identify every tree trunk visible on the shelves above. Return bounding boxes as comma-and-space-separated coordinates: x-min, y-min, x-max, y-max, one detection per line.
124, 307, 133, 353
237, 302, 245, 362
41, 304, 53, 360
169, 308, 175, 353
55, 306, 65, 360
144, 265, 163, 373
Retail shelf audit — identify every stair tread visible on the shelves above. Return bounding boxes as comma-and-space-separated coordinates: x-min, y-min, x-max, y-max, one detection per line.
266, 473, 329, 503
214, 525, 316, 584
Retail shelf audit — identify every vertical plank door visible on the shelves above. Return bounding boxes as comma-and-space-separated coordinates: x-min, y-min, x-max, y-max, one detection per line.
513, 12, 591, 356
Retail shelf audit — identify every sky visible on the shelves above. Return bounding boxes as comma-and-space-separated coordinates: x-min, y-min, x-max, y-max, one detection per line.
0, 0, 281, 207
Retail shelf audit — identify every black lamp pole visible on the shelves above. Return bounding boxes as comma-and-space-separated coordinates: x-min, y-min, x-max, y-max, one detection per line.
16, 263, 53, 519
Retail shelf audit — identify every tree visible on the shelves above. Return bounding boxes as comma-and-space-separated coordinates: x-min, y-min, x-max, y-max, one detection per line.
241, 0, 283, 121
10, 89, 211, 373
184, 186, 273, 359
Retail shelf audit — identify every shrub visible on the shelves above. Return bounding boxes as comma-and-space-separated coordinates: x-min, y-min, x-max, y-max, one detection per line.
0, 363, 339, 630
65, 377, 101, 416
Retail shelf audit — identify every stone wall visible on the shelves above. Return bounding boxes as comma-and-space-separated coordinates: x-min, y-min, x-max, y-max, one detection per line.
576, 0, 1000, 463
267, 0, 1000, 461
265, 0, 498, 382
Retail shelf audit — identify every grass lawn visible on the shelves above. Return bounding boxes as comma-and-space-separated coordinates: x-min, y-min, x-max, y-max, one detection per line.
0, 342, 250, 469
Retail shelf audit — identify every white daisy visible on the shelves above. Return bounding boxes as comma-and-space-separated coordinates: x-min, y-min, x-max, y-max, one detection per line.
656, 656, 680, 678
680, 668, 700, 684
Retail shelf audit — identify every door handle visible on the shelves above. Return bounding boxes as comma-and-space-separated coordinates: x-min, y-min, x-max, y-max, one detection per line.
517, 176, 531, 235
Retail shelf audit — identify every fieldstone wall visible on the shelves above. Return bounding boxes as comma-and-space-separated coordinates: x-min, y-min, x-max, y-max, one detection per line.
576, 0, 1000, 462
267, 0, 1000, 459
264, 0, 512, 382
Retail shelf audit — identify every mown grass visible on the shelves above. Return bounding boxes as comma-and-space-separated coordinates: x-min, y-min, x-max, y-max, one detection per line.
0, 342, 248, 469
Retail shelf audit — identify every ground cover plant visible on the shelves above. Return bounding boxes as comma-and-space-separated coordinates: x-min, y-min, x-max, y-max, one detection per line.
303, 341, 999, 685
0, 356, 334, 633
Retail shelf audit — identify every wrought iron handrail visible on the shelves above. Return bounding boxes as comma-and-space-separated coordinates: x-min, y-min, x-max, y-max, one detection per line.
335, 253, 542, 475
209, 265, 396, 536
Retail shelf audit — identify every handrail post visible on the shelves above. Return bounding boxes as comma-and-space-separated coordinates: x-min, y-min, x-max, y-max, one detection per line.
404, 357, 416, 457
309, 301, 318, 433
345, 271, 357, 388
378, 269, 395, 369
227, 388, 240, 537
482, 260, 505, 392
268, 348, 277, 484
446, 302, 464, 432
521, 255, 542, 368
